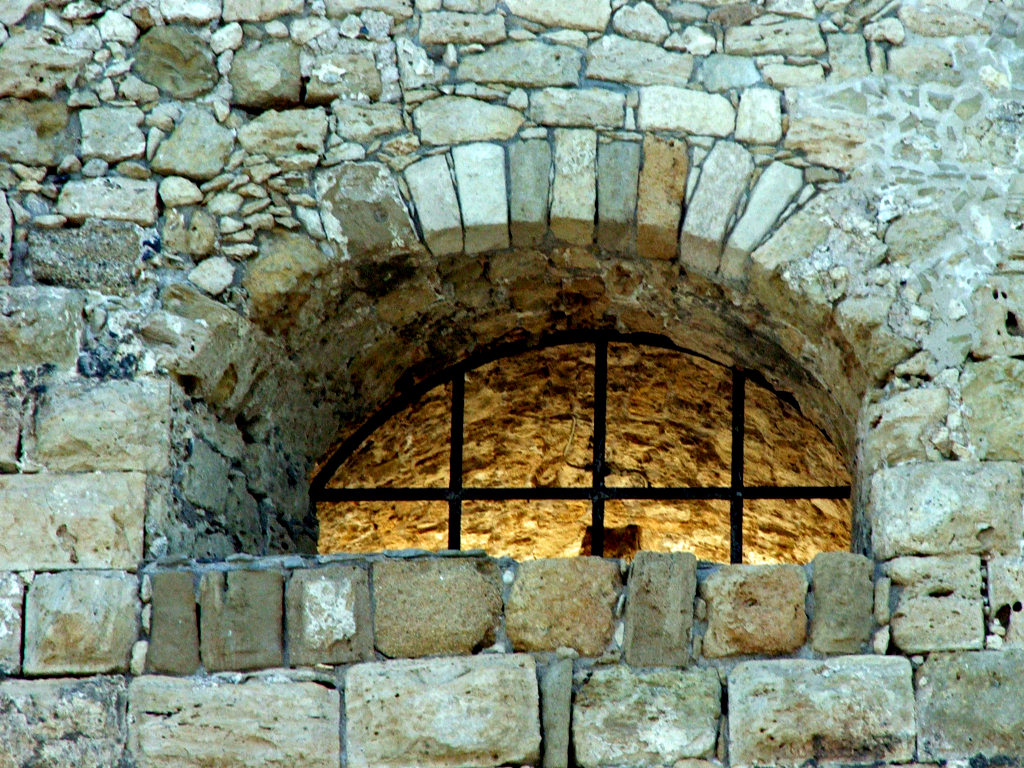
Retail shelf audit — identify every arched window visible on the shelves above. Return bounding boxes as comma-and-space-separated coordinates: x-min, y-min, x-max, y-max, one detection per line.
311, 331, 850, 563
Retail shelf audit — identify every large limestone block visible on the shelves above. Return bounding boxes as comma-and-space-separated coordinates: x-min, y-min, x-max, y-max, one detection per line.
701, 564, 807, 657
505, 0, 610, 30
230, 41, 301, 108
420, 11, 507, 44
0, 473, 145, 570
129, 677, 340, 767
457, 41, 582, 87
0, 572, 23, 674
550, 129, 597, 246
160, 0, 222, 23
574, 666, 720, 766
199, 569, 283, 671
725, 19, 825, 55
245, 229, 330, 325
152, 108, 234, 180
0, 100, 73, 165
0, 677, 128, 768
315, 162, 418, 260
24, 571, 140, 675
133, 26, 217, 99
810, 551, 873, 654
917, 650, 1024, 761
146, 570, 200, 675
586, 35, 694, 86
509, 139, 551, 247
506, 557, 620, 655
345, 655, 540, 768
0, 286, 82, 369
784, 113, 875, 171
333, 102, 405, 142
29, 219, 148, 296
637, 86, 734, 136
453, 142, 509, 253
988, 556, 1024, 644
888, 555, 984, 653
57, 178, 158, 226
596, 140, 640, 254
899, 1, 989, 36
868, 462, 1023, 559
0, 30, 90, 98
35, 378, 170, 472
729, 657, 916, 767
413, 96, 524, 145
287, 565, 372, 665
680, 140, 754, 276
307, 51, 382, 104
735, 87, 782, 144
637, 135, 688, 260
529, 87, 624, 128
624, 551, 696, 666
238, 108, 328, 159
962, 357, 1024, 461
326, 0, 413, 18
80, 106, 145, 163
404, 154, 463, 256
223, 0, 303, 20
373, 558, 501, 657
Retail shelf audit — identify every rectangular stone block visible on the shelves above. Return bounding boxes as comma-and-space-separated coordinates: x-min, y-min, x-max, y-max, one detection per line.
917, 650, 1024, 761
509, 139, 551, 247
457, 40, 582, 87
199, 569, 283, 671
0, 472, 146, 570
551, 129, 596, 245
725, 19, 826, 55
574, 666, 720, 767
728, 656, 916, 767
624, 551, 696, 666
529, 87, 625, 128
888, 555, 984, 653
24, 571, 140, 675
345, 655, 540, 768
129, 676, 340, 768
0, 677, 128, 768
506, 557, 621, 656
586, 35, 694, 86
868, 462, 1023, 559
287, 564, 372, 665
810, 551, 873, 654
453, 142, 509, 253
637, 86, 734, 137
146, 570, 199, 675
596, 140, 640, 254
700, 564, 807, 658
988, 555, 1024, 644
0, 571, 23, 674
373, 557, 501, 657
637, 135, 689, 260
0, 286, 84, 370
404, 153, 463, 256
35, 378, 170, 472
541, 659, 573, 768
56, 177, 158, 226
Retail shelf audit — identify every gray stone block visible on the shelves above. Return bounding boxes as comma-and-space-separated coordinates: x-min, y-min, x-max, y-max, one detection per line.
199, 569, 283, 672
810, 551, 873, 654
624, 551, 696, 666
146, 570, 199, 676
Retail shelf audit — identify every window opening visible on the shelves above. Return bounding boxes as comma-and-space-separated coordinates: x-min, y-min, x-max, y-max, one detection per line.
311, 330, 851, 563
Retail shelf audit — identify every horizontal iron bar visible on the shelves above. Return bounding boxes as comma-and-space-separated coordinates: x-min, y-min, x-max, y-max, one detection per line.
316, 485, 851, 503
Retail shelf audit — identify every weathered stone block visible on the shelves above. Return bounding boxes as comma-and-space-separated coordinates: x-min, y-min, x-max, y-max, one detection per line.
624, 551, 696, 666
308, 51, 383, 103
962, 357, 1024, 461
24, 571, 140, 675
129, 676, 340, 767
405, 154, 463, 256
152, 108, 235, 181
859, 387, 948, 471
917, 650, 1024, 761
420, 11, 506, 44
0, 99, 73, 166
326, 0, 412, 18
735, 87, 782, 144
457, 41, 582, 87
238, 107, 328, 159
504, 0, 610, 31
574, 666, 720, 766
413, 95, 524, 145
509, 139, 551, 247
453, 142, 509, 253
529, 87, 625, 128
29, 219, 148, 296
0, 571, 23, 674
223, 0, 303, 21
35, 378, 170, 472
287, 565, 372, 665
638, 86, 734, 136
988, 555, 1024, 644
0, 286, 83, 369
0, 677, 128, 768
506, 557, 620, 655
133, 26, 217, 99
146, 570, 199, 676
0, 472, 145, 570
597, 139, 640, 254
701, 564, 806, 658
700, 54, 761, 92
810, 551, 873, 654
373, 557, 501, 657
637, 135, 689, 260
0, 30, 90, 99
725, 19, 825, 55
868, 462, 1023, 558
551, 129, 597, 246
888, 555, 984, 653
199, 569, 283, 671
541, 659, 573, 768
783, 112, 875, 171
729, 656, 916, 767
80, 106, 145, 162
56, 178, 158, 226
586, 35, 694, 86
244, 230, 329, 326
230, 41, 301, 109
345, 655, 540, 768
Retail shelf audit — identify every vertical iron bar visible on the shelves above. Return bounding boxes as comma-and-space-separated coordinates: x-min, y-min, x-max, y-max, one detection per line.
591, 340, 609, 557
448, 370, 465, 550
730, 368, 746, 564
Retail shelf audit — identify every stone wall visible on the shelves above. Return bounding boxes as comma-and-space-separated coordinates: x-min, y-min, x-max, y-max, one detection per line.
3, 0, 1024, 762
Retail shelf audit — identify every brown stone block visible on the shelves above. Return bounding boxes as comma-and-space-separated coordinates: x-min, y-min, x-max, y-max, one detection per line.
286, 565, 372, 665
700, 564, 807, 658
373, 557, 501, 657
810, 551, 873, 654
147, 570, 199, 675
505, 557, 621, 656
199, 569, 283, 672
637, 135, 688, 260
624, 551, 696, 666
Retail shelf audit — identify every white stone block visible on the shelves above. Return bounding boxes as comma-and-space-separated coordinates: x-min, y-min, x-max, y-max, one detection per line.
56, 177, 158, 226
159, 0, 222, 23
637, 86, 734, 136
735, 88, 782, 144
722, 161, 803, 279
550, 128, 596, 245
404, 154, 463, 256
528, 87, 625, 128
453, 142, 509, 253
0, 573, 23, 674
79, 106, 145, 163
505, 0, 610, 31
